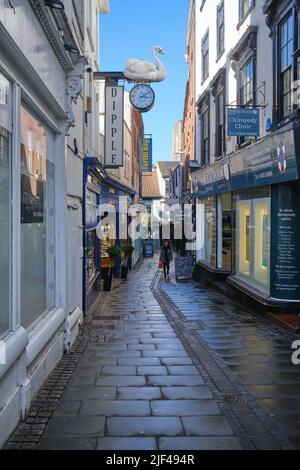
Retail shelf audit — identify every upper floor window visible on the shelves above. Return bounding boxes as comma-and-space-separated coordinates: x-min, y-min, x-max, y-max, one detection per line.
202, 31, 209, 82
165, 178, 170, 197
240, 59, 254, 107
217, 1, 225, 59
216, 90, 225, 158
279, 12, 294, 119
201, 107, 210, 166
239, 0, 254, 22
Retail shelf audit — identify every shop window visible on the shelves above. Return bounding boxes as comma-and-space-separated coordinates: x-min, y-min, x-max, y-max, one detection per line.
0, 126, 11, 337
20, 106, 55, 329
86, 230, 99, 281
217, 193, 232, 271
204, 196, 216, 267
234, 188, 271, 293
86, 189, 98, 227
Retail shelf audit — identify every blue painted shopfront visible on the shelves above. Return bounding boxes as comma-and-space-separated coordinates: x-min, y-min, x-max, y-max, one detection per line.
82, 157, 138, 313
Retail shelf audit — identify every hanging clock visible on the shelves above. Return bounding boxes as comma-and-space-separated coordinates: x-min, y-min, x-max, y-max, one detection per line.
129, 84, 155, 113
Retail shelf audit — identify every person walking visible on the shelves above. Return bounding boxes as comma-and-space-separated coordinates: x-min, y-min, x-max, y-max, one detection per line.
159, 240, 174, 279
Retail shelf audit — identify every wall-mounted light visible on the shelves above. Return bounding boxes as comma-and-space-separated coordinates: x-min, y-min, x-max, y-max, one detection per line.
64, 44, 80, 54
45, 0, 65, 10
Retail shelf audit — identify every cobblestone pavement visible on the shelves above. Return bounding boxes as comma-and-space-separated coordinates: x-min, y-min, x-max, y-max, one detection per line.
6, 258, 300, 450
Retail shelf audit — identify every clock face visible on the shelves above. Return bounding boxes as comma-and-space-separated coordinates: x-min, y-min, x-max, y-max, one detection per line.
129, 84, 155, 112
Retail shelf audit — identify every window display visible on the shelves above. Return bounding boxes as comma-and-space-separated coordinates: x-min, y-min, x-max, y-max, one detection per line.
20, 106, 55, 328
217, 193, 232, 271
86, 230, 99, 281
204, 196, 216, 267
234, 188, 271, 293
0, 126, 11, 337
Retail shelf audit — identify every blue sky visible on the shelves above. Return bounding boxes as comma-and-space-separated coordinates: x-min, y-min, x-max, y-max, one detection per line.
100, 0, 189, 164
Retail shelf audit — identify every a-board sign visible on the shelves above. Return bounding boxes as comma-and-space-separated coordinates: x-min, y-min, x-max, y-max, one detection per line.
175, 256, 193, 280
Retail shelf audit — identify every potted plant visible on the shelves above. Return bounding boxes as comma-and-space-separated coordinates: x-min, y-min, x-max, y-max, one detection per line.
121, 244, 135, 279
103, 244, 121, 291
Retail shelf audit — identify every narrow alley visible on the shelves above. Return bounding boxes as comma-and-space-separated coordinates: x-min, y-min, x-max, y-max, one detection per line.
6, 259, 300, 451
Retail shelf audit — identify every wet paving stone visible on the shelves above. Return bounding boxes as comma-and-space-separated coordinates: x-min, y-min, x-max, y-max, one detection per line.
117, 387, 162, 400
96, 437, 157, 450
63, 386, 117, 401
118, 358, 161, 366
38, 437, 96, 450
237, 373, 275, 385
258, 398, 300, 414
80, 400, 150, 417
96, 376, 146, 387
53, 401, 81, 416
107, 417, 184, 437
151, 400, 221, 416
160, 357, 194, 366
137, 366, 168, 376
245, 384, 300, 398
161, 386, 213, 400
142, 350, 189, 358
147, 375, 205, 387
158, 436, 242, 450
101, 366, 136, 376
44, 417, 105, 437
182, 416, 234, 436
167, 366, 199, 375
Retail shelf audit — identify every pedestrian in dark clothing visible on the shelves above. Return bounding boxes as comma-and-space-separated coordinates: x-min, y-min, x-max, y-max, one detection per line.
159, 241, 174, 279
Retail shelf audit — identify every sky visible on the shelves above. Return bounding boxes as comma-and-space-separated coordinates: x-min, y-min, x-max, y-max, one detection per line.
100, 0, 189, 164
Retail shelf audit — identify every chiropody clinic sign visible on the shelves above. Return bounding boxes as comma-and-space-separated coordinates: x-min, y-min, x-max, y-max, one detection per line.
227, 108, 260, 137
105, 84, 124, 168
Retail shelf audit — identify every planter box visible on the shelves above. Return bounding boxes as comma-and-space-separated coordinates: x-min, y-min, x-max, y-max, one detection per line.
103, 273, 113, 291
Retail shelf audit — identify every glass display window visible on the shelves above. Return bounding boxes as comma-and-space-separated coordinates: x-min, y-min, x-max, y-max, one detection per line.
234, 188, 271, 293
204, 196, 217, 267
86, 230, 99, 281
217, 193, 232, 271
20, 105, 55, 328
0, 126, 11, 337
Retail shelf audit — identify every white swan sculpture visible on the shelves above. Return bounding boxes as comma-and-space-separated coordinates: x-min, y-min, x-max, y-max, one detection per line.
124, 46, 167, 83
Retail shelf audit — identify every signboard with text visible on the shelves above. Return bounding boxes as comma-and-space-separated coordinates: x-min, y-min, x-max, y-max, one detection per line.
175, 256, 193, 280
105, 85, 124, 168
141, 136, 153, 172
271, 183, 300, 301
227, 108, 260, 137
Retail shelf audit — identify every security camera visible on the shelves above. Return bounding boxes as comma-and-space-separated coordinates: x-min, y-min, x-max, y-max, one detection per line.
85, 67, 93, 73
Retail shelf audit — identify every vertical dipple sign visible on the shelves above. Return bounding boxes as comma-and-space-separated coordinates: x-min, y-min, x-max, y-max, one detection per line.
105, 84, 124, 167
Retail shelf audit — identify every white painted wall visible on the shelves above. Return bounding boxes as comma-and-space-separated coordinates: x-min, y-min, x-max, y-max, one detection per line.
194, 0, 273, 164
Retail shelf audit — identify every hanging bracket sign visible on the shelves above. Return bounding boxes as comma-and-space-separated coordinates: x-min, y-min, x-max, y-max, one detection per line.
227, 108, 260, 137
105, 84, 124, 168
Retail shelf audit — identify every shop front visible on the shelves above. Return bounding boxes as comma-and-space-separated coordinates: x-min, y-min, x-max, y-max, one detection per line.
83, 169, 101, 312
0, 23, 72, 444
193, 121, 300, 310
